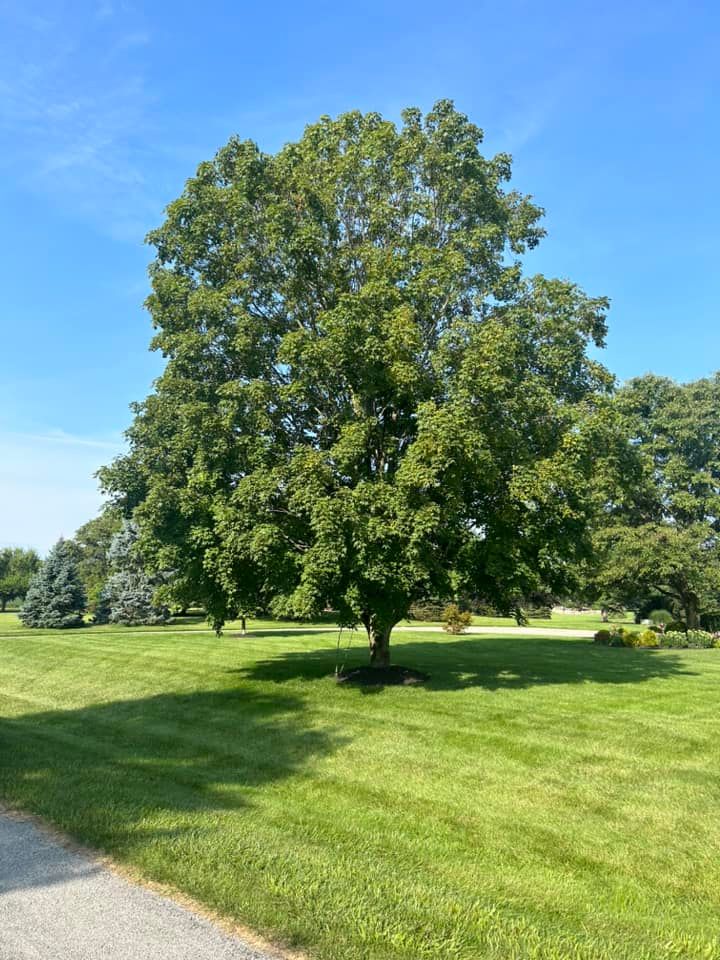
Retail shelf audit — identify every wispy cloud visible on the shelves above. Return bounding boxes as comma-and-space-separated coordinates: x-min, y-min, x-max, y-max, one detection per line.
15, 429, 125, 451
0, 429, 125, 553
0, 1, 163, 241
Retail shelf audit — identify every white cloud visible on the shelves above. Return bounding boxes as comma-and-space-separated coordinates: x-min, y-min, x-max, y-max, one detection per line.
0, 430, 125, 554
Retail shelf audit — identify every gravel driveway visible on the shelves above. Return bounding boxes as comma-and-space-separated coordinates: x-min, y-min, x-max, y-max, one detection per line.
0, 813, 280, 960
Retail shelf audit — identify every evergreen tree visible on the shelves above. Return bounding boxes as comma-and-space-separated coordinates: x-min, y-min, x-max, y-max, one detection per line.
96, 520, 169, 626
20, 539, 86, 629
71, 509, 122, 613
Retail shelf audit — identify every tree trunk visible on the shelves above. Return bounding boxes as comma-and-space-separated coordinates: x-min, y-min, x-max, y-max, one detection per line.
240, 615, 247, 636
685, 594, 700, 630
0, 598, 6, 612
361, 614, 393, 668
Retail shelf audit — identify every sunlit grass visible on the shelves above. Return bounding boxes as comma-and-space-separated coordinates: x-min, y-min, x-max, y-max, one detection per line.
1, 622, 718, 959
0, 609, 631, 639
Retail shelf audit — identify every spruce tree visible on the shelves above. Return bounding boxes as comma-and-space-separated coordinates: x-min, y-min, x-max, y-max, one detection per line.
20, 539, 86, 628
95, 520, 169, 626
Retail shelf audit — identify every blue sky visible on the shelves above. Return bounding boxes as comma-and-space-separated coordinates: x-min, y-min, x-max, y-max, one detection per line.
1, 0, 718, 552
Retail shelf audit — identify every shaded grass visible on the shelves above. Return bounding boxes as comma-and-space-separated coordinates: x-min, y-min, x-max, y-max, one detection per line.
1, 626, 719, 959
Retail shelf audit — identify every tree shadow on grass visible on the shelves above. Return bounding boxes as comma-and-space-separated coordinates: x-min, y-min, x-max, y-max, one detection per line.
234, 635, 696, 692
0, 686, 346, 892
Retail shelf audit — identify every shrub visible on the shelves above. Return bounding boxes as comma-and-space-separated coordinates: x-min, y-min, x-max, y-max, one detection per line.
665, 620, 687, 633
659, 630, 687, 648
648, 608, 673, 625
685, 629, 715, 649
624, 629, 659, 648
594, 629, 611, 645
608, 626, 627, 646
635, 594, 671, 623
659, 629, 714, 649
442, 604, 473, 634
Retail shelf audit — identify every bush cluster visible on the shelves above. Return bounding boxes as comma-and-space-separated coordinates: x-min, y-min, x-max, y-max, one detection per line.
687, 630, 717, 648
593, 626, 648, 647
594, 626, 718, 649
648, 608, 673, 625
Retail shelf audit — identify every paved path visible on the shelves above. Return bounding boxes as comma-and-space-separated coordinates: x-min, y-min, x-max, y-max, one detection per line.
0, 813, 279, 960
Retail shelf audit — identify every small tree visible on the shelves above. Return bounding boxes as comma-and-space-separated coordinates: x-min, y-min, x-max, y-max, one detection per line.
0, 547, 40, 611
20, 539, 86, 628
96, 520, 169, 626
442, 604, 473, 634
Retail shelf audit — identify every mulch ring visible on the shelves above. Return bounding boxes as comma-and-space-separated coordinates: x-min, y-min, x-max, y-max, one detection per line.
335, 665, 429, 686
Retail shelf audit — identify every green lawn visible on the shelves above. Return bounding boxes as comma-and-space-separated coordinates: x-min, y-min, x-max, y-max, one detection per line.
400, 611, 634, 632
1, 617, 718, 959
0, 609, 631, 637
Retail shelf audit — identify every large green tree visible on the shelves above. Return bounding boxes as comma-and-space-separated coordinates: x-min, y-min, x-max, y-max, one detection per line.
0, 547, 40, 611
101, 101, 612, 666
596, 373, 720, 627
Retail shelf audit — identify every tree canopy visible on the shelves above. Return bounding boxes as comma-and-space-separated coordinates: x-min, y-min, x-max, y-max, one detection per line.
595, 373, 720, 626
101, 100, 613, 665
0, 547, 40, 611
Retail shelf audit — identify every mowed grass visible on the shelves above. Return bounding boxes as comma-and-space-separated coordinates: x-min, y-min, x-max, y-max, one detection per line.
399, 611, 633, 632
1, 616, 719, 959
0, 609, 631, 637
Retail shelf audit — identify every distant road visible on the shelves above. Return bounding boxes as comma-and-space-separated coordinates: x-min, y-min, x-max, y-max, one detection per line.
0, 813, 280, 960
